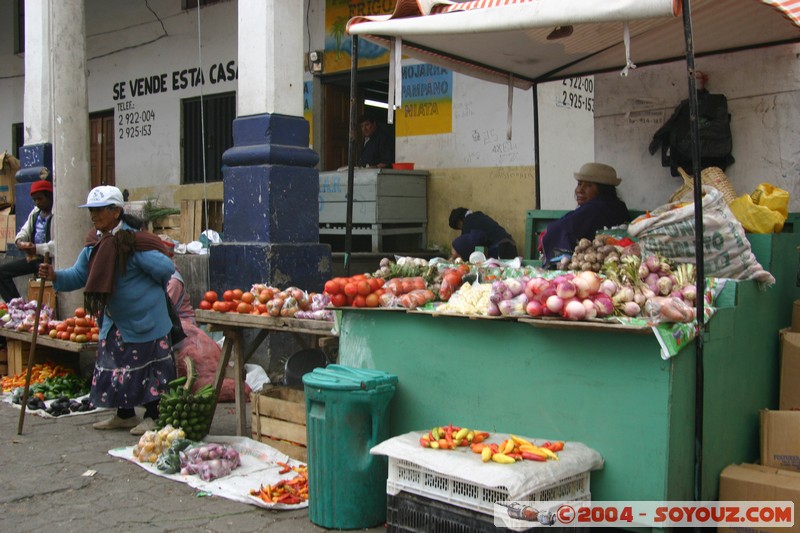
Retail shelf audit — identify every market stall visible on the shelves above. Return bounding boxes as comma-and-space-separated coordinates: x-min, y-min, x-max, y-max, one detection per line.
336, 233, 799, 502
336, 0, 800, 509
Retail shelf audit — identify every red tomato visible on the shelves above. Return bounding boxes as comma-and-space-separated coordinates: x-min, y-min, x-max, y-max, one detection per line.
213, 301, 230, 313
368, 278, 384, 291
237, 302, 253, 314
232, 289, 244, 300
324, 280, 340, 295
74, 307, 87, 318
241, 292, 255, 304
353, 294, 367, 307
443, 272, 462, 288
199, 300, 212, 310
344, 283, 358, 297
258, 288, 274, 303
204, 291, 218, 303
331, 293, 348, 307
222, 290, 235, 302
357, 280, 371, 296
365, 293, 379, 308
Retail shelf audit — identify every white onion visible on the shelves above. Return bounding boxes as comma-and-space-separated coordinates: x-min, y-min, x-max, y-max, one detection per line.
577, 271, 602, 294
546, 295, 565, 313
572, 276, 591, 299
563, 300, 587, 321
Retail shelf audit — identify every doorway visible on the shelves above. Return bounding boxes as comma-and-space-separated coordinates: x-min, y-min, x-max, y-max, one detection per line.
89, 110, 115, 188
320, 67, 393, 171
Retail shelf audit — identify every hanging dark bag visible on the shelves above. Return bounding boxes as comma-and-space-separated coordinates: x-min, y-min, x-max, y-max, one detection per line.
165, 293, 187, 346
649, 89, 734, 176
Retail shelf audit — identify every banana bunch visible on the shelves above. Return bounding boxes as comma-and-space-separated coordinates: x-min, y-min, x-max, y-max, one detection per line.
471, 434, 564, 465
418, 424, 490, 450
156, 358, 216, 441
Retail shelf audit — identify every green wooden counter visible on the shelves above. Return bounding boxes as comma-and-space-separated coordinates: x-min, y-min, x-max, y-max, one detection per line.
337, 232, 800, 506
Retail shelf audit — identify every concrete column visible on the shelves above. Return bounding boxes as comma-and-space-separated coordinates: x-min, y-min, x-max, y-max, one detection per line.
18, 0, 91, 315
210, 0, 330, 295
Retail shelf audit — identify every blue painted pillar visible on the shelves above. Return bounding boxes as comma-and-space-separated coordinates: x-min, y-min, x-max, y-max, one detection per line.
14, 143, 53, 237
209, 113, 331, 294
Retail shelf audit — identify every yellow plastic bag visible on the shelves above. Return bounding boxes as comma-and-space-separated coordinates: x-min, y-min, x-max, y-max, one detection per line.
729, 182, 789, 234
751, 182, 789, 217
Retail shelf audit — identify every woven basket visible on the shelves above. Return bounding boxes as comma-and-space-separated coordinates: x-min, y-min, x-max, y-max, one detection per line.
674, 167, 738, 205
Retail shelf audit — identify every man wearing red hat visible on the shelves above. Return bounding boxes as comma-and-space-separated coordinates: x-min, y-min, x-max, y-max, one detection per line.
0, 179, 54, 302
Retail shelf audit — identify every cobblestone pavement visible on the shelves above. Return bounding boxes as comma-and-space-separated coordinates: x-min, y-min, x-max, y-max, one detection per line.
0, 400, 386, 533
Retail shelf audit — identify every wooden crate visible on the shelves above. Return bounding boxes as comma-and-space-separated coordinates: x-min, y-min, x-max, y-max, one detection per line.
28, 280, 56, 313
251, 386, 307, 462
180, 199, 223, 244
152, 214, 182, 241
6, 341, 61, 376
0, 347, 7, 376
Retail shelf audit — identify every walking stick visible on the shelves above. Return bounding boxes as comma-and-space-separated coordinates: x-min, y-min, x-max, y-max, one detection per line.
17, 252, 51, 435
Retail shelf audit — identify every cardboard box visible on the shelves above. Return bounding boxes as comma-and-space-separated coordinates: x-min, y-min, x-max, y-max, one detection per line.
793, 299, 800, 333
761, 410, 800, 472
27, 280, 56, 314
0, 151, 19, 208
718, 464, 799, 533
0, 207, 15, 252
251, 386, 307, 462
780, 329, 800, 410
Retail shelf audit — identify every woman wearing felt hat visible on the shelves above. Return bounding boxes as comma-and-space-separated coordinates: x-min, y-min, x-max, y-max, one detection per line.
0, 179, 54, 302
540, 163, 631, 269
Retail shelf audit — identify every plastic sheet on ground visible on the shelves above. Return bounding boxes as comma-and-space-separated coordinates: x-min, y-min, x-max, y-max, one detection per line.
2, 393, 110, 418
371, 431, 603, 501
109, 436, 307, 510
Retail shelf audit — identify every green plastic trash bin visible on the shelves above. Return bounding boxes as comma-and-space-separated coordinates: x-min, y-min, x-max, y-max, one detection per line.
303, 364, 398, 529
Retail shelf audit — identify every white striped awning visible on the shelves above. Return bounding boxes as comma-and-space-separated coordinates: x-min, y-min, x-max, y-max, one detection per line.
347, 0, 800, 86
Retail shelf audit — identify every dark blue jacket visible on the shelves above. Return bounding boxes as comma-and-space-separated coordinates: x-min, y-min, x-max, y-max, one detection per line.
358, 127, 394, 167
541, 196, 630, 267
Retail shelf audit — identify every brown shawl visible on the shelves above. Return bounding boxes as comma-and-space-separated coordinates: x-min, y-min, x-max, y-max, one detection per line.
83, 228, 168, 317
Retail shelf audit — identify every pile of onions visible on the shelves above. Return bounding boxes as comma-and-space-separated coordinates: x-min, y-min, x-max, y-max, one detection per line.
510, 271, 616, 321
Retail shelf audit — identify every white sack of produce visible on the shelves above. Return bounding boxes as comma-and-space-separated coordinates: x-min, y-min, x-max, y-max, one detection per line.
628, 187, 774, 285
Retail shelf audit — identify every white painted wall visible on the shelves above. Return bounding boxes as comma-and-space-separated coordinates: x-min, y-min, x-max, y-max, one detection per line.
594, 43, 800, 213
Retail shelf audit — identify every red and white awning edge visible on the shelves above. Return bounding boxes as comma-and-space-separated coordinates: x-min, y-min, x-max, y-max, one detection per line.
347, 0, 681, 37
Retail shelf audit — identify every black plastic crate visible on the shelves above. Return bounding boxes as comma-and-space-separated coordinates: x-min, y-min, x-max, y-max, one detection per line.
387, 491, 592, 533
387, 490, 504, 533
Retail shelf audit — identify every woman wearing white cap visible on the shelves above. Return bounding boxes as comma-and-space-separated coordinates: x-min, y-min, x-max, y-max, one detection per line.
38, 185, 177, 435
540, 163, 631, 269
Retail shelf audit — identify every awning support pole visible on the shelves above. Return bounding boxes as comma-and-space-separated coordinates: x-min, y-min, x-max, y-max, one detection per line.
345, 35, 360, 276
681, 0, 705, 502
532, 84, 541, 210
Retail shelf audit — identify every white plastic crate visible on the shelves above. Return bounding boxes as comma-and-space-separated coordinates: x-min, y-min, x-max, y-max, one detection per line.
387, 457, 591, 517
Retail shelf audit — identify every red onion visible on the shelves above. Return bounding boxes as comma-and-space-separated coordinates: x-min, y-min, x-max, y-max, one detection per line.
526, 299, 543, 317
622, 301, 641, 317
592, 294, 614, 317
645, 255, 661, 273
504, 278, 524, 297
556, 280, 576, 299
657, 276, 673, 296
681, 284, 697, 301
599, 279, 617, 297
487, 301, 501, 316
582, 299, 597, 320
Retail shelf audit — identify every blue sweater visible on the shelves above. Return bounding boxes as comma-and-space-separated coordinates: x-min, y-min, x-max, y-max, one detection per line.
54, 235, 175, 343
541, 195, 630, 267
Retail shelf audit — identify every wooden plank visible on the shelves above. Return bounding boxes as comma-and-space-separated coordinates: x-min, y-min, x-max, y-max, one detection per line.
180, 199, 203, 244
253, 415, 307, 445
194, 309, 337, 336
0, 363, 7, 376
254, 388, 306, 425
517, 317, 652, 334
251, 432, 307, 462
0, 328, 97, 352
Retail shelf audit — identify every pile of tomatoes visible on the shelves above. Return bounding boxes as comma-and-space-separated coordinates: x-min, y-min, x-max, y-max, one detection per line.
323, 274, 387, 308
198, 287, 311, 317
48, 308, 99, 343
